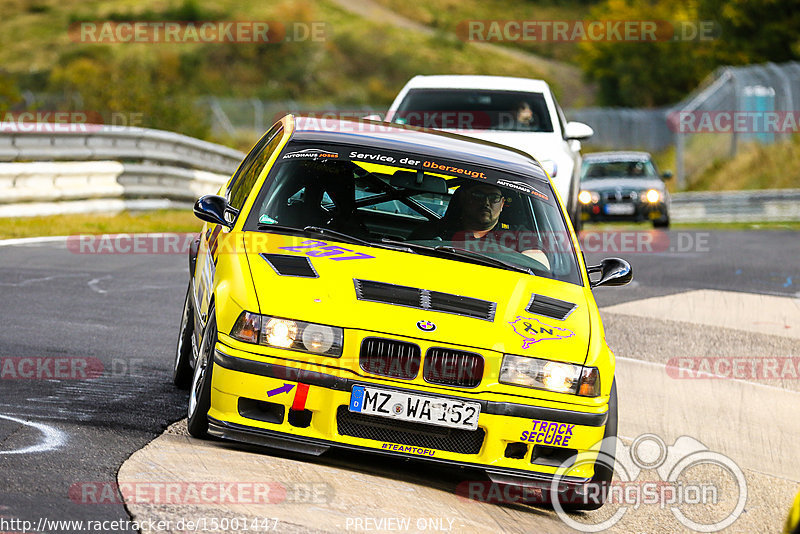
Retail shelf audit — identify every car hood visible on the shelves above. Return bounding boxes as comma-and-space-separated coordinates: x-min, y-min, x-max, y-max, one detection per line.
580, 177, 665, 192
244, 234, 590, 364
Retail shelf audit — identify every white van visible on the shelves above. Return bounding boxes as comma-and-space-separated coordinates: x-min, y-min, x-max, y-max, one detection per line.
385, 75, 594, 230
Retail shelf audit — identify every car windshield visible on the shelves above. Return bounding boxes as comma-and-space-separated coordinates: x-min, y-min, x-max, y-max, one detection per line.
393, 89, 554, 132
244, 142, 581, 285
582, 159, 658, 179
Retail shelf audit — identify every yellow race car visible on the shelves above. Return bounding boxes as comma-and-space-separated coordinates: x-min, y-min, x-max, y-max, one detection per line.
173, 115, 632, 510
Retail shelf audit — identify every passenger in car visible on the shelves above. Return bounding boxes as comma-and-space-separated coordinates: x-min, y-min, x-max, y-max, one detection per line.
512, 101, 538, 130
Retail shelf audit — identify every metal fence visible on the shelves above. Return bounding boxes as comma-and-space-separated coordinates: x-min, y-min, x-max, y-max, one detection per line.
567, 61, 800, 189
568, 107, 673, 152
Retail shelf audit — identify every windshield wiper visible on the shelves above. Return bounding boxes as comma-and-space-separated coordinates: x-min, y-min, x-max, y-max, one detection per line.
256, 224, 415, 253
380, 239, 534, 275
436, 245, 535, 275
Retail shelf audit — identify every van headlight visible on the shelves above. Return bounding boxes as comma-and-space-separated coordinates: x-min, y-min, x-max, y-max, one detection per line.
231, 312, 343, 357
500, 354, 601, 396
579, 190, 599, 204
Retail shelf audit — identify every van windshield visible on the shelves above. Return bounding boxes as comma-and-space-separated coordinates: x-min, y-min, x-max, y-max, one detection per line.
393, 89, 554, 132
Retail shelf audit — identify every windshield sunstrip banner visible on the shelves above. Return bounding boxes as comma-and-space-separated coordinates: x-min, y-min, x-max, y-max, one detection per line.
280, 143, 553, 204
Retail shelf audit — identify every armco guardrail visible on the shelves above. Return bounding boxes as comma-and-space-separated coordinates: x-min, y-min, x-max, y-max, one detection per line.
0, 123, 245, 174
0, 123, 246, 217
1, 123, 798, 222
671, 189, 800, 223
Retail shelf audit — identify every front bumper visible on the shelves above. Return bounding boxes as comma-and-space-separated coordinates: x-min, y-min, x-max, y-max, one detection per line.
207, 345, 609, 484
581, 201, 668, 223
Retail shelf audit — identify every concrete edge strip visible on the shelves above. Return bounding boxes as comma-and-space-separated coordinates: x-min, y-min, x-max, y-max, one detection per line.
0, 236, 69, 247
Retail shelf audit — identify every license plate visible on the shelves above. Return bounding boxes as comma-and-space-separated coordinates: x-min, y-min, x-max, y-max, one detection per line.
349, 385, 480, 430
605, 203, 635, 215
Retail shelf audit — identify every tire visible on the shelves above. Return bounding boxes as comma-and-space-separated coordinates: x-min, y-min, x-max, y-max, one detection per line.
173, 285, 194, 389
187, 305, 216, 439
558, 378, 618, 511
653, 217, 670, 229
590, 378, 618, 487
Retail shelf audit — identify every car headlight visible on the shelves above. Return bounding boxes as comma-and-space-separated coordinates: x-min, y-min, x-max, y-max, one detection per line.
231, 312, 343, 357
645, 189, 661, 203
500, 354, 601, 397
579, 190, 599, 204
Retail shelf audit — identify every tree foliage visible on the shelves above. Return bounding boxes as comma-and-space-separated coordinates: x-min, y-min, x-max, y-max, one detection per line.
577, 0, 800, 107
48, 48, 210, 138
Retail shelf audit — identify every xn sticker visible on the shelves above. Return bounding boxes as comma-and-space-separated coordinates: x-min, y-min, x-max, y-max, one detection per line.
509, 316, 574, 348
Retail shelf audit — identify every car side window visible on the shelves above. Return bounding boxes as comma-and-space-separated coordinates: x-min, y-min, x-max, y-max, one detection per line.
228, 125, 284, 214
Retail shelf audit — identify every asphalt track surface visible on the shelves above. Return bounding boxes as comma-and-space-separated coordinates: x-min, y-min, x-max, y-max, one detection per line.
0, 229, 798, 533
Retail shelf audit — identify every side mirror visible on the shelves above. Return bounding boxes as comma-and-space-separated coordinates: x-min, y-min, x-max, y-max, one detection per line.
194, 195, 234, 229
540, 159, 558, 177
564, 121, 594, 141
588, 258, 633, 288
661, 170, 673, 180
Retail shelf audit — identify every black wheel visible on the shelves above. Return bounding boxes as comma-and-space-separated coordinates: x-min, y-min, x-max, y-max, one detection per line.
653, 217, 670, 229
559, 378, 618, 511
590, 378, 618, 486
173, 285, 194, 389
187, 305, 216, 439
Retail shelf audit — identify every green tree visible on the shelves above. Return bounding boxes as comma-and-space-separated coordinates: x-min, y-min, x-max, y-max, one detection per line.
697, 0, 800, 64
49, 49, 209, 138
0, 71, 22, 114
577, 0, 715, 106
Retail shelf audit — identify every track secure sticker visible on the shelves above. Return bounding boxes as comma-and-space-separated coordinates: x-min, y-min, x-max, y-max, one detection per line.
509, 316, 574, 348
520, 420, 575, 447
381, 443, 436, 457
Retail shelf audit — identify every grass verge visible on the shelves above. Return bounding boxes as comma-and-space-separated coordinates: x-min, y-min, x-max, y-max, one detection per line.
582, 221, 800, 231
0, 210, 201, 240
2, 210, 797, 242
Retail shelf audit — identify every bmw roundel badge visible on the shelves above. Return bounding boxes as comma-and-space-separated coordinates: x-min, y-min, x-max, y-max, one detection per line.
416, 320, 436, 332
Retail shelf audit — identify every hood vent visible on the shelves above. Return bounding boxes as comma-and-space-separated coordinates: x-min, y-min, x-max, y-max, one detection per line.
526, 294, 577, 320
260, 253, 318, 278
354, 279, 496, 322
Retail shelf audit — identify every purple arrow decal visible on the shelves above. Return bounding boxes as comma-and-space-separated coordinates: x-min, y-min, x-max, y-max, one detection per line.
267, 384, 295, 397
